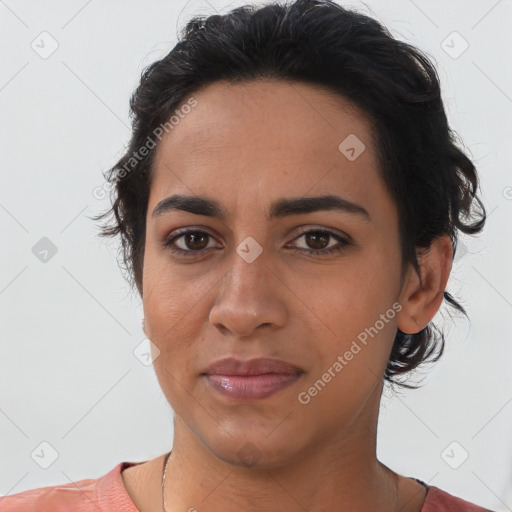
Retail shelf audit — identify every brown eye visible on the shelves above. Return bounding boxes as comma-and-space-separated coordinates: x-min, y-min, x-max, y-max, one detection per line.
304, 231, 330, 250
290, 229, 352, 256
182, 232, 209, 250
162, 229, 218, 256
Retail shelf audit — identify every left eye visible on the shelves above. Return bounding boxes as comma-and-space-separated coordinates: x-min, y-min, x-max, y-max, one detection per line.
162, 228, 352, 257
288, 229, 352, 256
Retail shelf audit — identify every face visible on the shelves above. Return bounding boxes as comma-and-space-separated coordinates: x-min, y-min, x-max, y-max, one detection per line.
142, 79, 407, 468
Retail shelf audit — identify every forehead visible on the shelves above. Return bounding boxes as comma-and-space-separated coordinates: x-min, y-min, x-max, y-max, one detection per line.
149, 79, 389, 220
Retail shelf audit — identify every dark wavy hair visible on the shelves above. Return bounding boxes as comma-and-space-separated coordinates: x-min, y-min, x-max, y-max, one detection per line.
92, 0, 486, 390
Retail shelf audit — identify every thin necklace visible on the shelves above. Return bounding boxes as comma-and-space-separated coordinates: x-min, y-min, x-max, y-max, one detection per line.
161, 451, 172, 512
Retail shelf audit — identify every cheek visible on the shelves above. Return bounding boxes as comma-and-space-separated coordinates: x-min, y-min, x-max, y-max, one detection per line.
299, 254, 400, 386
305, 259, 397, 336
142, 250, 216, 379
143, 249, 199, 330
142, 259, 189, 362
143, 280, 202, 411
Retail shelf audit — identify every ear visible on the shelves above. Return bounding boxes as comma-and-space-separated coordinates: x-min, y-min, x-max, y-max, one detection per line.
397, 233, 454, 335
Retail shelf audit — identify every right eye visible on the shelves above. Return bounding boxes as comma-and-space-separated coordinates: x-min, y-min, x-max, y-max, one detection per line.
162, 229, 219, 257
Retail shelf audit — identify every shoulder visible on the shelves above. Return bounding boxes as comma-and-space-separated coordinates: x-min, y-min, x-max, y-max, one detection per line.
0, 462, 139, 512
421, 482, 495, 512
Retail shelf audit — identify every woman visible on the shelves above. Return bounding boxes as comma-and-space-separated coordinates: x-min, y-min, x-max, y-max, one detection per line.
1, 0, 493, 510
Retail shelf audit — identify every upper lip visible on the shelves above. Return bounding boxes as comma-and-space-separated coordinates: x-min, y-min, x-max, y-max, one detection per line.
202, 357, 304, 376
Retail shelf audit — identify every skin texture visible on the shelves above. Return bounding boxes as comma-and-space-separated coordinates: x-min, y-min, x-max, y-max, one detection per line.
122, 79, 453, 512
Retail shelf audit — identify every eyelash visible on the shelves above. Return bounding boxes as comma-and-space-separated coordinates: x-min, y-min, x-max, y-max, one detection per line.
162, 228, 352, 258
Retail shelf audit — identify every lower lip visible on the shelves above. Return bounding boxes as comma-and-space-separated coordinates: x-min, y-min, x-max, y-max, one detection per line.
204, 373, 302, 400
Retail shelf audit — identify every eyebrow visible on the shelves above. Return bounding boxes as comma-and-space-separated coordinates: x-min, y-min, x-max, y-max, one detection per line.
152, 194, 370, 222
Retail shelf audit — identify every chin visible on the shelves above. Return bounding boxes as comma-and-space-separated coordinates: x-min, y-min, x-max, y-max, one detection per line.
202, 430, 309, 470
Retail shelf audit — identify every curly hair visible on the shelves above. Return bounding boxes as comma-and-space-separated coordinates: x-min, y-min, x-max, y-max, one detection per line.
92, 0, 486, 390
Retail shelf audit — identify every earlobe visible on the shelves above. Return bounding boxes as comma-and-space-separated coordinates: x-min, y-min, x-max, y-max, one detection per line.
397, 234, 453, 335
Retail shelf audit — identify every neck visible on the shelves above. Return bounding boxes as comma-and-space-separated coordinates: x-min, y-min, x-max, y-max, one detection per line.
162, 390, 400, 512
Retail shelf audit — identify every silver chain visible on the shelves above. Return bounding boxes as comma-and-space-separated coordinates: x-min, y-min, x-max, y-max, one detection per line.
161, 451, 171, 512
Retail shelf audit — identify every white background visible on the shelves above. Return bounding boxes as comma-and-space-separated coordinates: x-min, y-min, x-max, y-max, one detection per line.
1, 0, 511, 510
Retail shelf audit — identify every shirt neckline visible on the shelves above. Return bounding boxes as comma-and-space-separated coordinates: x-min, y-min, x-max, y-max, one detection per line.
111, 461, 432, 512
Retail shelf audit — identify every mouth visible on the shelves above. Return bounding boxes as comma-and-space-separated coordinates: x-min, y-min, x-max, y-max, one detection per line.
204, 373, 303, 400
202, 357, 304, 400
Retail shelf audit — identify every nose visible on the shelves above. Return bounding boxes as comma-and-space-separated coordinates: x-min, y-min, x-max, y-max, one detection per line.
208, 250, 288, 338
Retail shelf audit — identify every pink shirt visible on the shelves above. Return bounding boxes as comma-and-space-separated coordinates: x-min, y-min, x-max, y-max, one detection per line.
0, 461, 494, 511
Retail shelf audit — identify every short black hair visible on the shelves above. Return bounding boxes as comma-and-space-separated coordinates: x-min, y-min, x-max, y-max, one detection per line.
93, 0, 486, 390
